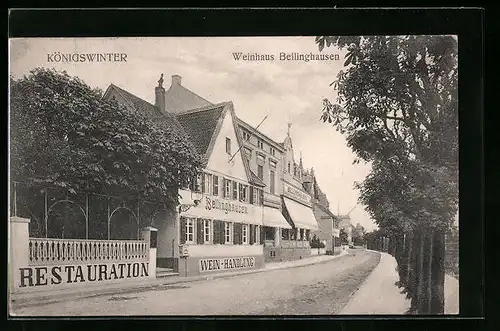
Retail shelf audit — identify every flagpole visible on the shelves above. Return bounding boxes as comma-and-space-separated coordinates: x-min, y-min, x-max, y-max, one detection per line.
228, 114, 269, 163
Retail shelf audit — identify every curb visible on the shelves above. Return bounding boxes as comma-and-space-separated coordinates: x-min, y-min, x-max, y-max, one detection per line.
11, 251, 349, 309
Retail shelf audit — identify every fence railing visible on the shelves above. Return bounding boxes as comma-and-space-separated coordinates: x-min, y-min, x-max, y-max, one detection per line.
28, 238, 149, 265
281, 240, 310, 248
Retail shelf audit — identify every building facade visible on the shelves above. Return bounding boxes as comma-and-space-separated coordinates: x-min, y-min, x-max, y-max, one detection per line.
102, 74, 336, 275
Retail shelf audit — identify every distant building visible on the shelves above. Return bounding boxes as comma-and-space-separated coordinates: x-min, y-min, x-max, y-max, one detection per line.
302, 167, 340, 253
337, 215, 353, 245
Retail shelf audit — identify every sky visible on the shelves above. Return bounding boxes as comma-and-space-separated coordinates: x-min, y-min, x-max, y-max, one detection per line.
9, 37, 377, 231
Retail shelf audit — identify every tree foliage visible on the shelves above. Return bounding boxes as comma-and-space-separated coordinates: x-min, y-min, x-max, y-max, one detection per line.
10, 68, 202, 204
339, 228, 349, 245
317, 35, 458, 230
351, 223, 366, 245
317, 35, 458, 314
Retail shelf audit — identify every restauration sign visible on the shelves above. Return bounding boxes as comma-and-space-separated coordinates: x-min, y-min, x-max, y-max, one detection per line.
18, 262, 149, 288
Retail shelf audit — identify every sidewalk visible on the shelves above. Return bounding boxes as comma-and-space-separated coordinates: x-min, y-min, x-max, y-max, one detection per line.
339, 251, 411, 315
339, 251, 460, 315
10, 250, 348, 308
444, 274, 459, 314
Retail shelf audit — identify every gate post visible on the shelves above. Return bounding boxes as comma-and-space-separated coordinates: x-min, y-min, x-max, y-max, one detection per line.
9, 217, 30, 293
141, 227, 158, 279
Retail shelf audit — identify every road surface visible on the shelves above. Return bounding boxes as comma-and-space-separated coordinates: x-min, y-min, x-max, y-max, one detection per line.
12, 249, 380, 316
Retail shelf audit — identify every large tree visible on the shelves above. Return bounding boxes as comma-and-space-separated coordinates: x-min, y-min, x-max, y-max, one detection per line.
316, 36, 458, 314
10, 68, 202, 208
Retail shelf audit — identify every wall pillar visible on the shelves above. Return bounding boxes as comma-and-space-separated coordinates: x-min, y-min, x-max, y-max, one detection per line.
274, 227, 280, 247
141, 227, 157, 278
9, 217, 30, 293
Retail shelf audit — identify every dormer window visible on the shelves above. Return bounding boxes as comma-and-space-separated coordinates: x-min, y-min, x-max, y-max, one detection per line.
242, 131, 251, 142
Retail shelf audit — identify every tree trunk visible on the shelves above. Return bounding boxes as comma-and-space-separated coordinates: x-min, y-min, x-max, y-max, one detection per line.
417, 228, 433, 314
430, 229, 445, 314
409, 230, 420, 313
406, 232, 413, 287
427, 228, 434, 313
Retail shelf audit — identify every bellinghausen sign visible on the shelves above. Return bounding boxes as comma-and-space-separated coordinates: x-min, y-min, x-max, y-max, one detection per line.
179, 194, 262, 225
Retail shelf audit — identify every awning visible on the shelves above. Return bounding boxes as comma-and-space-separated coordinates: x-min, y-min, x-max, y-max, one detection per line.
283, 197, 319, 231
263, 207, 292, 229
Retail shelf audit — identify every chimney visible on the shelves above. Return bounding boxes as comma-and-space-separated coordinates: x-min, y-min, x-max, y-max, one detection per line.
172, 74, 182, 86
155, 73, 165, 112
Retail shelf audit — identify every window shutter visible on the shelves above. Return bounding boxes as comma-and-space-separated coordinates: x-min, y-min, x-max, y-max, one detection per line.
260, 189, 264, 205
217, 220, 224, 244
232, 223, 240, 245
213, 220, 220, 244
201, 174, 205, 193
180, 217, 187, 244
249, 224, 255, 244
249, 187, 254, 204
196, 218, 204, 244
260, 226, 265, 244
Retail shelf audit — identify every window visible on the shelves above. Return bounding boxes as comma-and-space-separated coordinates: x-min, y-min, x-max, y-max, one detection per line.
239, 184, 248, 202
186, 218, 195, 243
213, 175, 219, 196
257, 153, 265, 165
257, 165, 263, 179
226, 137, 231, 155
270, 170, 276, 194
294, 165, 297, 176
242, 131, 251, 142
232, 181, 238, 200
252, 187, 258, 205
287, 162, 291, 173
257, 140, 264, 149
270, 147, 276, 156
204, 219, 212, 243
194, 174, 202, 192
244, 147, 252, 160
203, 173, 212, 194
242, 224, 249, 244
224, 179, 231, 198
225, 222, 233, 244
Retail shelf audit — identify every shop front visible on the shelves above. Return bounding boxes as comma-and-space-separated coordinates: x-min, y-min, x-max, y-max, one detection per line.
262, 205, 293, 262
280, 182, 319, 260
176, 182, 265, 277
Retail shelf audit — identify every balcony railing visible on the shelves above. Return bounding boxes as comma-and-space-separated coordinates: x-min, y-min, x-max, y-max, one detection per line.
28, 238, 149, 265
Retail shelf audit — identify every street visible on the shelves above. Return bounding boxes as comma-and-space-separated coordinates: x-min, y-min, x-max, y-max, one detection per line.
11, 250, 380, 316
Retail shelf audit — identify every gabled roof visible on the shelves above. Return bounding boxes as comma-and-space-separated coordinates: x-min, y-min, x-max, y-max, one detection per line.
176, 102, 266, 187
249, 170, 265, 187
103, 84, 187, 137
176, 103, 227, 158
165, 82, 213, 114
315, 203, 338, 220
235, 117, 285, 152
